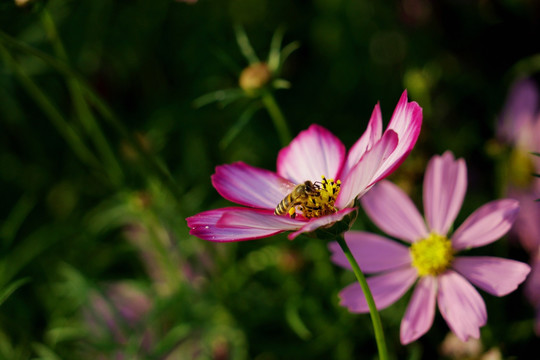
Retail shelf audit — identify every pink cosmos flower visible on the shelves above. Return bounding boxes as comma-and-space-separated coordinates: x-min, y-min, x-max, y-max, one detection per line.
329, 151, 531, 344
187, 90, 422, 241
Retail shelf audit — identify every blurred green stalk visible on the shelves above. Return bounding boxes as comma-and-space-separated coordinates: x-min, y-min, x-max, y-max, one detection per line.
336, 234, 388, 360
85, 91, 184, 201
261, 91, 292, 147
0, 43, 102, 172
149, 226, 185, 292
0, 193, 35, 248
41, 9, 124, 186
0, 29, 183, 201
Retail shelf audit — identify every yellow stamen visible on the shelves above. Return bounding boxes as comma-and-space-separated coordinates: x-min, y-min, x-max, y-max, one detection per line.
300, 175, 341, 219
410, 233, 454, 276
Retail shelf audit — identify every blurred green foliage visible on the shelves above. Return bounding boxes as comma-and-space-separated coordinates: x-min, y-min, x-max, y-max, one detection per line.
1, 0, 540, 359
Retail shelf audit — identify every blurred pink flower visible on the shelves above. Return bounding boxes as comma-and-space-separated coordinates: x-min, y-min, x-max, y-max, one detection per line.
497, 77, 539, 148
497, 79, 540, 334
516, 188, 540, 338
525, 252, 540, 336
508, 189, 540, 253
329, 151, 530, 344
497, 77, 540, 193
187, 90, 422, 241
83, 282, 153, 357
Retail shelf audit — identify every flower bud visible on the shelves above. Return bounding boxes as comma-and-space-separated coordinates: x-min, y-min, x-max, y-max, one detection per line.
439, 332, 482, 359
15, 0, 31, 6
239, 62, 272, 95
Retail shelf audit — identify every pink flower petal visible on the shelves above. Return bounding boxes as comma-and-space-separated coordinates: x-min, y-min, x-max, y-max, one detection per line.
423, 151, 467, 235
377, 90, 423, 180
400, 276, 437, 344
218, 208, 303, 231
532, 120, 540, 173
341, 103, 383, 179
328, 231, 411, 273
437, 270, 487, 342
497, 78, 538, 145
212, 162, 295, 210
451, 199, 519, 251
453, 256, 530, 296
509, 189, 540, 253
277, 124, 346, 184
186, 208, 285, 242
335, 130, 398, 209
525, 255, 540, 305
361, 181, 428, 243
288, 208, 356, 239
339, 266, 417, 313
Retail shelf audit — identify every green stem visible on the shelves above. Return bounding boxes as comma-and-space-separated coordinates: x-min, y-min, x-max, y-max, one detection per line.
336, 234, 388, 360
261, 91, 292, 147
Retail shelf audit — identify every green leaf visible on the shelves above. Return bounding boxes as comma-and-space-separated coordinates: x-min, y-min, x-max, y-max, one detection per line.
272, 78, 291, 90
0, 278, 30, 307
219, 102, 261, 149
193, 89, 245, 108
285, 298, 312, 340
0, 224, 72, 286
234, 25, 260, 65
31, 343, 62, 360
268, 26, 286, 73
151, 324, 192, 357
279, 41, 300, 71
0, 194, 35, 248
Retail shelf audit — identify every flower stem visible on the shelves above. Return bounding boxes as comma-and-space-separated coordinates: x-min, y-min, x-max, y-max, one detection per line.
261, 91, 292, 147
336, 234, 388, 360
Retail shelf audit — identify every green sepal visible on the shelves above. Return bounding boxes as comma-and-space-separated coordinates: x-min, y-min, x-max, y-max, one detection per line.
311, 207, 359, 241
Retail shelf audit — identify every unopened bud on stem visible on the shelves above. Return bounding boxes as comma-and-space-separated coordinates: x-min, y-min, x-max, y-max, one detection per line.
239, 62, 272, 95
15, 0, 32, 6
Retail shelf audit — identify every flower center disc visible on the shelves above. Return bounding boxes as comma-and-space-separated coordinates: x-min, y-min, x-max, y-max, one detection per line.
300, 175, 341, 219
410, 233, 454, 276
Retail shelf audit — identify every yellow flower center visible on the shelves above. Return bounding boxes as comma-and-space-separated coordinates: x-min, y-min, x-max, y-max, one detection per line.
299, 175, 341, 219
509, 147, 536, 188
410, 233, 454, 276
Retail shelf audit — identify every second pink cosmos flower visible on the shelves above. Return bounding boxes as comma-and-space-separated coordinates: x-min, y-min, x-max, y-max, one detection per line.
329, 151, 531, 344
187, 90, 422, 241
